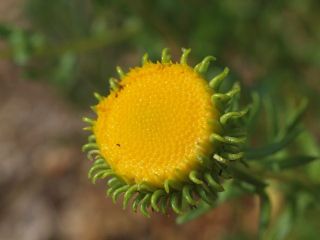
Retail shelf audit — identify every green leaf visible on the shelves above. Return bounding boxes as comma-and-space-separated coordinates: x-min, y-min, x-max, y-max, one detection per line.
264, 94, 280, 141
258, 191, 271, 239
53, 52, 76, 87
230, 165, 267, 189
9, 29, 30, 65
246, 126, 303, 160
297, 131, 320, 181
261, 155, 319, 171
0, 23, 12, 38
267, 206, 293, 240
284, 98, 308, 135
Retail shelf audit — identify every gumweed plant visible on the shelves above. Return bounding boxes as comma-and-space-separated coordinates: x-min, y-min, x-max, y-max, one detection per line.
82, 48, 318, 234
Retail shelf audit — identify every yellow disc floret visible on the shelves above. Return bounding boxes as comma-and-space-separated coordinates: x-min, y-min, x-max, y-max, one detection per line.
94, 63, 217, 187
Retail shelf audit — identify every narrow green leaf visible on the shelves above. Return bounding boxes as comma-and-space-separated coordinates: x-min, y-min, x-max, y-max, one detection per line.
258, 191, 271, 239
246, 127, 303, 160
285, 98, 308, 135
262, 155, 319, 171
230, 165, 267, 189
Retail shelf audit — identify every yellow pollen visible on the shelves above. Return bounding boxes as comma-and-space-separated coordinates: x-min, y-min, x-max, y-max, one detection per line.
94, 63, 217, 187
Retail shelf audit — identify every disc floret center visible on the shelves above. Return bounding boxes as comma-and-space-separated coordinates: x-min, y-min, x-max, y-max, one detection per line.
94, 63, 217, 187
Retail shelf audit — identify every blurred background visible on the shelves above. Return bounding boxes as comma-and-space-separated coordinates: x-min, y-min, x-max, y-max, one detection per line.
0, 0, 319, 239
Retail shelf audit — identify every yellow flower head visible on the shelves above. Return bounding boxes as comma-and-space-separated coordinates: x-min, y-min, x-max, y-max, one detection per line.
95, 62, 217, 186
83, 48, 249, 216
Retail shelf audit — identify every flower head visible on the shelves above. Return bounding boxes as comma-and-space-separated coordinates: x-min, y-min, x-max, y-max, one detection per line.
83, 48, 249, 216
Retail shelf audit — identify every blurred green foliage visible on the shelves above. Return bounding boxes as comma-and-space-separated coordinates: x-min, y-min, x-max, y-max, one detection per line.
1, 0, 319, 105
1, 0, 319, 239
